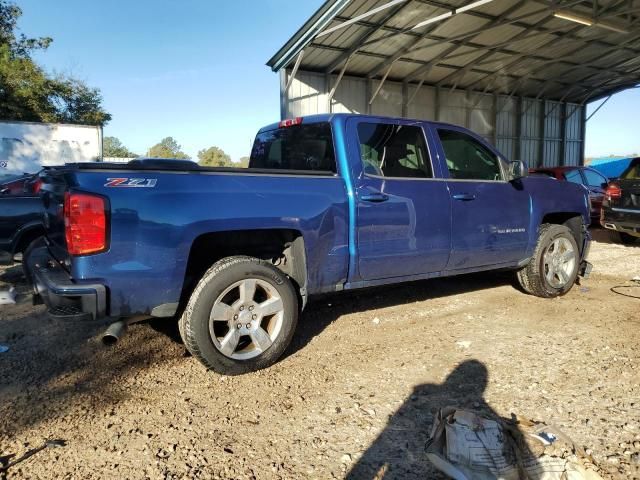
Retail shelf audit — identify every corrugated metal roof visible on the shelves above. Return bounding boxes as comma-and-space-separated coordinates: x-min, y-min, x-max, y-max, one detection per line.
267, 0, 640, 103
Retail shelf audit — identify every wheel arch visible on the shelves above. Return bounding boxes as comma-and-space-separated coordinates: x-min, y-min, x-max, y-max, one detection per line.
12, 223, 46, 255
539, 212, 586, 254
179, 229, 308, 313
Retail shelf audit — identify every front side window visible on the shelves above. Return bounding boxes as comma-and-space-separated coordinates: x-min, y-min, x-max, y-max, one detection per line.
437, 130, 502, 181
564, 169, 584, 185
583, 169, 607, 187
357, 123, 432, 178
249, 123, 336, 172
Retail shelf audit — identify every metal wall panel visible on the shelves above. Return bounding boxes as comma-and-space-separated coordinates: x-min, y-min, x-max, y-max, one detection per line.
407, 85, 436, 120
286, 72, 327, 117
282, 70, 585, 167
496, 96, 517, 161
371, 80, 403, 117
564, 103, 583, 167
331, 76, 367, 114
438, 90, 467, 128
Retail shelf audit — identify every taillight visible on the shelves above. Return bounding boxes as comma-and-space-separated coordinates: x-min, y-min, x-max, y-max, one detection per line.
64, 192, 107, 255
278, 117, 303, 128
606, 183, 622, 200
32, 179, 43, 194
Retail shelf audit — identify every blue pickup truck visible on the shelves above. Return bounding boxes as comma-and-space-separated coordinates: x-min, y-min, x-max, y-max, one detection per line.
27, 114, 592, 374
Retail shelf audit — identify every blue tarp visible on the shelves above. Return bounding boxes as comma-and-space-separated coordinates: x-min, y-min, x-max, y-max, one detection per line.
590, 157, 633, 179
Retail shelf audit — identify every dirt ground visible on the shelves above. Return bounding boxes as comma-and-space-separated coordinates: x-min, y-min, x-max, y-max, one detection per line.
0, 228, 639, 480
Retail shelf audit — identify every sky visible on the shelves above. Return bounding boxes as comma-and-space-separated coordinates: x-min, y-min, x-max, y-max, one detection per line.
17, 0, 324, 162
15, 0, 640, 162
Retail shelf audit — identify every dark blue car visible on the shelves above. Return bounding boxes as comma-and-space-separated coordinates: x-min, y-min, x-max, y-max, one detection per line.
27, 114, 592, 374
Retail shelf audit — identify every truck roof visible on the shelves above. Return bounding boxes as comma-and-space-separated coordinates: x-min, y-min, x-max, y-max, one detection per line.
257, 113, 468, 134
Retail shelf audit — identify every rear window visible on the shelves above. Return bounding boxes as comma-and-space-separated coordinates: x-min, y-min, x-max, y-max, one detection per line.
249, 123, 336, 172
621, 159, 640, 180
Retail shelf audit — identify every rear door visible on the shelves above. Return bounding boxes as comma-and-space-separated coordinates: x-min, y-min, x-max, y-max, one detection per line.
347, 118, 451, 281
432, 126, 530, 270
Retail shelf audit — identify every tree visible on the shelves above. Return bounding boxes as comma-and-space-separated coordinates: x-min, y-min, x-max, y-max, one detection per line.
0, 0, 110, 125
198, 146, 232, 167
148, 137, 190, 159
237, 156, 250, 168
103, 136, 137, 158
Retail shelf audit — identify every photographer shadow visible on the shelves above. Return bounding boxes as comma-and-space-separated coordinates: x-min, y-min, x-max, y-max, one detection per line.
346, 359, 540, 479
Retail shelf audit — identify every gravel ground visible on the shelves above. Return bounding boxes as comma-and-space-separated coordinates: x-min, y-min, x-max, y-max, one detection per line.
0, 228, 639, 479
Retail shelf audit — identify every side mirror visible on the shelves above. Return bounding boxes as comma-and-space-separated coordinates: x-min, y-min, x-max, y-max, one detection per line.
508, 160, 528, 181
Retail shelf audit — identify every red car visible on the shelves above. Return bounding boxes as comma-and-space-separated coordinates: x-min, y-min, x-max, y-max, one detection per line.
0, 173, 42, 196
530, 166, 608, 222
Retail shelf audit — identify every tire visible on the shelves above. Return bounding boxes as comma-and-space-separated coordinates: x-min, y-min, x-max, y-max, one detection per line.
180, 256, 298, 375
611, 231, 638, 245
517, 224, 580, 298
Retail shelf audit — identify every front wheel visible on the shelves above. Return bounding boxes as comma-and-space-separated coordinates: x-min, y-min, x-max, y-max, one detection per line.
517, 224, 580, 298
180, 256, 298, 375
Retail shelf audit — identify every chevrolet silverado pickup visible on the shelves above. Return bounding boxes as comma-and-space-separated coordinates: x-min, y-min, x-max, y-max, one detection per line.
27, 114, 592, 374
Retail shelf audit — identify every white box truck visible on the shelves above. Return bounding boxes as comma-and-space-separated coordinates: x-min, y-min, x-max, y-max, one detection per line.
0, 120, 102, 179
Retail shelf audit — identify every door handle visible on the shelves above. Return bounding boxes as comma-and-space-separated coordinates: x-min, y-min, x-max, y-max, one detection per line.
361, 192, 389, 203
452, 193, 476, 201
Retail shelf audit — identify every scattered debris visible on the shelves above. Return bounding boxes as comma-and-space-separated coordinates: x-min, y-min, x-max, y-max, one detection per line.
371, 317, 380, 325
0, 287, 16, 305
426, 408, 604, 480
0, 439, 66, 474
455, 340, 471, 349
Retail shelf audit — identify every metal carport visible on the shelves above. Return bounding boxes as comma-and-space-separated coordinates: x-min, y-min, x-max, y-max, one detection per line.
267, 0, 640, 167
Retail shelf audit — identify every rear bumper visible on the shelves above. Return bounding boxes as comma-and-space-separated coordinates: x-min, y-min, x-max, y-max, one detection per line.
26, 242, 107, 321
601, 207, 640, 237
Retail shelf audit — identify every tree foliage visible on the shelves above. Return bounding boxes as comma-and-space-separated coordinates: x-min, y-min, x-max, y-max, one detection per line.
237, 156, 249, 168
103, 136, 137, 158
0, 0, 111, 125
148, 137, 190, 159
198, 146, 233, 167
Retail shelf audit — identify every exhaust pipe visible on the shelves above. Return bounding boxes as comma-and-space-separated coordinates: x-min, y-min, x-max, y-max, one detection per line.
102, 320, 127, 346
101, 315, 150, 346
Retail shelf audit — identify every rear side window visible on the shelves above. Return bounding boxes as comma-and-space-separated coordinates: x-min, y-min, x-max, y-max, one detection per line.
249, 123, 336, 172
583, 169, 607, 187
564, 169, 584, 185
437, 129, 502, 181
357, 123, 432, 178
622, 159, 640, 180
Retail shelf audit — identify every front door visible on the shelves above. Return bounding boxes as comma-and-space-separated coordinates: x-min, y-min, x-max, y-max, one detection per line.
347, 118, 451, 281
433, 127, 530, 270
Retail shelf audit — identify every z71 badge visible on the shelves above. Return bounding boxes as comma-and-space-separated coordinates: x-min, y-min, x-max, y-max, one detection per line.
105, 178, 157, 188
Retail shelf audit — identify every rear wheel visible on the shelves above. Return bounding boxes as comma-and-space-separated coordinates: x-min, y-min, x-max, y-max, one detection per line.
517, 224, 580, 298
180, 256, 298, 375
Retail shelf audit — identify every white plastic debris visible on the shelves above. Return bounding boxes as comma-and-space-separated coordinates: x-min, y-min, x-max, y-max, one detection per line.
0, 286, 16, 305
0, 345, 8, 353
455, 340, 472, 349
426, 407, 604, 480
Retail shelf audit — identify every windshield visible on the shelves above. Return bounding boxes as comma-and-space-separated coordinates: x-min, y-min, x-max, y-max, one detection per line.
250, 123, 336, 172
621, 159, 640, 180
